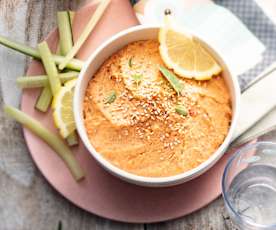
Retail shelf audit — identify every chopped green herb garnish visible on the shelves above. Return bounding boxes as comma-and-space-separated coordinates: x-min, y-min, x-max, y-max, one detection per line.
128, 57, 133, 68
159, 66, 184, 95
105, 90, 116, 104
175, 104, 188, 116
131, 74, 143, 86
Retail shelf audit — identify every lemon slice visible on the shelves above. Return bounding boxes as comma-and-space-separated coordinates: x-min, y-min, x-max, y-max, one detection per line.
53, 79, 76, 138
159, 17, 222, 80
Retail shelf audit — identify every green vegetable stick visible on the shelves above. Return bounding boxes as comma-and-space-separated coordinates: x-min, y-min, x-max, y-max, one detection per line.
56, 44, 61, 55
37, 42, 61, 95
66, 131, 79, 147
58, 10, 79, 145
4, 105, 85, 181
57, 11, 74, 56
0, 35, 83, 71
68, 11, 75, 44
17, 71, 79, 88
35, 87, 53, 112
69, 11, 75, 24
58, 0, 111, 70
159, 66, 185, 95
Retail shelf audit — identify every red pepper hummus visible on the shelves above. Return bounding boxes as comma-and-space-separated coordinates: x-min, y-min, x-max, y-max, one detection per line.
83, 40, 232, 177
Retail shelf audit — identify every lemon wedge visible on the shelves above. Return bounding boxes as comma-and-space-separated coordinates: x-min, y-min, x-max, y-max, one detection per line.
159, 17, 222, 80
53, 79, 76, 138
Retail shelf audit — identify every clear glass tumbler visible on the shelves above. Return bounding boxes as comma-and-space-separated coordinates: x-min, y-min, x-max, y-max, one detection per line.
222, 142, 276, 230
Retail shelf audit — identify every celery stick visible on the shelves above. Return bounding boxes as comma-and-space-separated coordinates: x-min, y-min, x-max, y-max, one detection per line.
38, 42, 61, 95
66, 131, 79, 146
57, 11, 73, 56
17, 72, 79, 88
17, 76, 48, 88
0, 35, 40, 58
69, 11, 75, 28
58, 9, 78, 146
0, 35, 83, 71
68, 11, 75, 45
56, 44, 61, 55
58, 0, 111, 70
4, 105, 85, 181
35, 87, 53, 112
53, 54, 83, 71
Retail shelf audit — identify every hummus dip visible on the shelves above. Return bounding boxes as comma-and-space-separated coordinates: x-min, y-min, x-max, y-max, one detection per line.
83, 40, 232, 177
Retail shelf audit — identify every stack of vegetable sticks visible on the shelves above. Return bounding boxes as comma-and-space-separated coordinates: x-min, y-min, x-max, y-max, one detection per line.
36, 42, 61, 111
58, 0, 111, 70
56, 11, 79, 145
2, 0, 111, 181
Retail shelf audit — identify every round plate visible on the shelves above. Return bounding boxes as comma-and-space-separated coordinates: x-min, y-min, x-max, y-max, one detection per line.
21, 1, 236, 223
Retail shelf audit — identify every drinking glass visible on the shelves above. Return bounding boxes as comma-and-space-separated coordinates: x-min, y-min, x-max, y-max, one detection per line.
222, 142, 276, 230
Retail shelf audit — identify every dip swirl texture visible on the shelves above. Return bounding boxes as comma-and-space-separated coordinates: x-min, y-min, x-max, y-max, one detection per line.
83, 40, 232, 177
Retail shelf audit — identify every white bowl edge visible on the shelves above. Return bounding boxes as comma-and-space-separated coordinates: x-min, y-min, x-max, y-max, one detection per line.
74, 25, 241, 187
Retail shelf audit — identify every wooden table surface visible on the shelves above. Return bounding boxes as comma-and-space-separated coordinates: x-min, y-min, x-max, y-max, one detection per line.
0, 1, 236, 229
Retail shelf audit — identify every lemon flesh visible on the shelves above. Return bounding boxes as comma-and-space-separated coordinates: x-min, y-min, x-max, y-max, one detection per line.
159, 22, 222, 80
53, 79, 76, 138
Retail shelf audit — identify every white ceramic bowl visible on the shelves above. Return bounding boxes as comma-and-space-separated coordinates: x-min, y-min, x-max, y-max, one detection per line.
74, 25, 241, 187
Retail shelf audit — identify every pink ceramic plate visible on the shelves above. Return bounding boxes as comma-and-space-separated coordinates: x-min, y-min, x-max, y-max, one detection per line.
21, 0, 237, 223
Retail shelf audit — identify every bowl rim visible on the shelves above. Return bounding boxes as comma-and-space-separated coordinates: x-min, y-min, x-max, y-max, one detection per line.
74, 25, 241, 186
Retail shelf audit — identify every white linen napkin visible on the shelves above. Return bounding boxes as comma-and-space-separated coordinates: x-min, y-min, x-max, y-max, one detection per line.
134, 0, 265, 77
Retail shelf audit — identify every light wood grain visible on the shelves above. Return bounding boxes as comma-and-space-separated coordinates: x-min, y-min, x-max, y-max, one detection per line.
147, 198, 237, 230
0, 1, 235, 229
